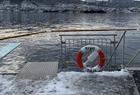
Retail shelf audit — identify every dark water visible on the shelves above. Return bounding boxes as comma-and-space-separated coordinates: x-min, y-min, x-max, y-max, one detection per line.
1, 11, 140, 28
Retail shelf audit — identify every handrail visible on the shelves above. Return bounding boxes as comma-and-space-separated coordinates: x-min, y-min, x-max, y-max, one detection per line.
105, 31, 127, 68
125, 49, 140, 67
59, 34, 117, 37
52, 28, 137, 32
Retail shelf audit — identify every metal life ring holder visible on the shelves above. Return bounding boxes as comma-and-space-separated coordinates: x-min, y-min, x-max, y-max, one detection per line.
76, 45, 105, 72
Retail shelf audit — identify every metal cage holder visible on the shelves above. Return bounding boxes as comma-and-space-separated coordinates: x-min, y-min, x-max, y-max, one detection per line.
59, 33, 118, 71
58, 29, 140, 72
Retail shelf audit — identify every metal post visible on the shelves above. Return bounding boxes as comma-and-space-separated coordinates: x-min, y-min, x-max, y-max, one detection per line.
106, 31, 127, 68
114, 35, 116, 65
125, 49, 140, 67
64, 40, 67, 70
60, 35, 62, 62
0, 59, 2, 65
122, 31, 126, 68
60, 35, 63, 70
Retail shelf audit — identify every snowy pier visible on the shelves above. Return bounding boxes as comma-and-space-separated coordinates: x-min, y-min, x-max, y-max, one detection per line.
0, 70, 139, 95
0, 26, 140, 94
35, 71, 139, 95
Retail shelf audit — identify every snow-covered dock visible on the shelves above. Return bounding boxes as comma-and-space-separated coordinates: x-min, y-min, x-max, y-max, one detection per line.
0, 70, 139, 95
0, 26, 140, 95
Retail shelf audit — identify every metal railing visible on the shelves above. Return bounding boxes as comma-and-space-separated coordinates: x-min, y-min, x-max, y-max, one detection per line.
125, 49, 140, 67
59, 28, 139, 71
105, 31, 127, 68
59, 33, 117, 71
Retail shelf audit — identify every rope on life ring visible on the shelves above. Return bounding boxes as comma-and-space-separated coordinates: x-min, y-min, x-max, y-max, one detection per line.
76, 45, 105, 72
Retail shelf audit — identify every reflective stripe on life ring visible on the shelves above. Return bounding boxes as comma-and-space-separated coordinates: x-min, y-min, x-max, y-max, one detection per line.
76, 45, 105, 72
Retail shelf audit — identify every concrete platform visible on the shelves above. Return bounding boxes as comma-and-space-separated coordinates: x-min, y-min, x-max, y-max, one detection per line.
35, 71, 140, 95
0, 71, 139, 95
17, 62, 58, 80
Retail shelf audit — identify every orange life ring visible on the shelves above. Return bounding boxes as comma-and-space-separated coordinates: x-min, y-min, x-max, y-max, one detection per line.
76, 45, 105, 72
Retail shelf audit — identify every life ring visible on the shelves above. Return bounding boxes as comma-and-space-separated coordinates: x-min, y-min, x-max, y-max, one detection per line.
76, 45, 105, 72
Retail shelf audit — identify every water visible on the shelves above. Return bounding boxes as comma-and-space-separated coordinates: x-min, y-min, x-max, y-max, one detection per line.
0, 11, 140, 66
0, 11, 140, 28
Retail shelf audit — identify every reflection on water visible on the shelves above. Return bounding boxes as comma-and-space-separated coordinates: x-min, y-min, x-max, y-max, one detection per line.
0, 11, 140, 28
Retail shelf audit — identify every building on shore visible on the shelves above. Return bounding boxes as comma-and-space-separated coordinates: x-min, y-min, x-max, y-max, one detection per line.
81, 0, 109, 7
0, 0, 18, 10
81, 0, 137, 8
109, 0, 134, 8
134, 0, 140, 7
20, 0, 38, 11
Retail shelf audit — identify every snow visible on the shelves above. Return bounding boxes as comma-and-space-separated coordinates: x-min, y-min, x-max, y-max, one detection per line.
35, 72, 87, 95
0, 70, 139, 95
94, 69, 130, 77
35, 70, 132, 95
0, 76, 44, 95
0, 75, 15, 94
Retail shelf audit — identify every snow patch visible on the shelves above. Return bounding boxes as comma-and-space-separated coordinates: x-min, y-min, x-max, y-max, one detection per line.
35, 72, 87, 95
94, 69, 130, 77
36, 70, 130, 95
0, 75, 15, 94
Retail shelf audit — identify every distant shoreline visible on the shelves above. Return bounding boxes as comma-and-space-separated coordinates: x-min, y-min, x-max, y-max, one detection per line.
1, 3, 140, 13
0, 8, 140, 14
